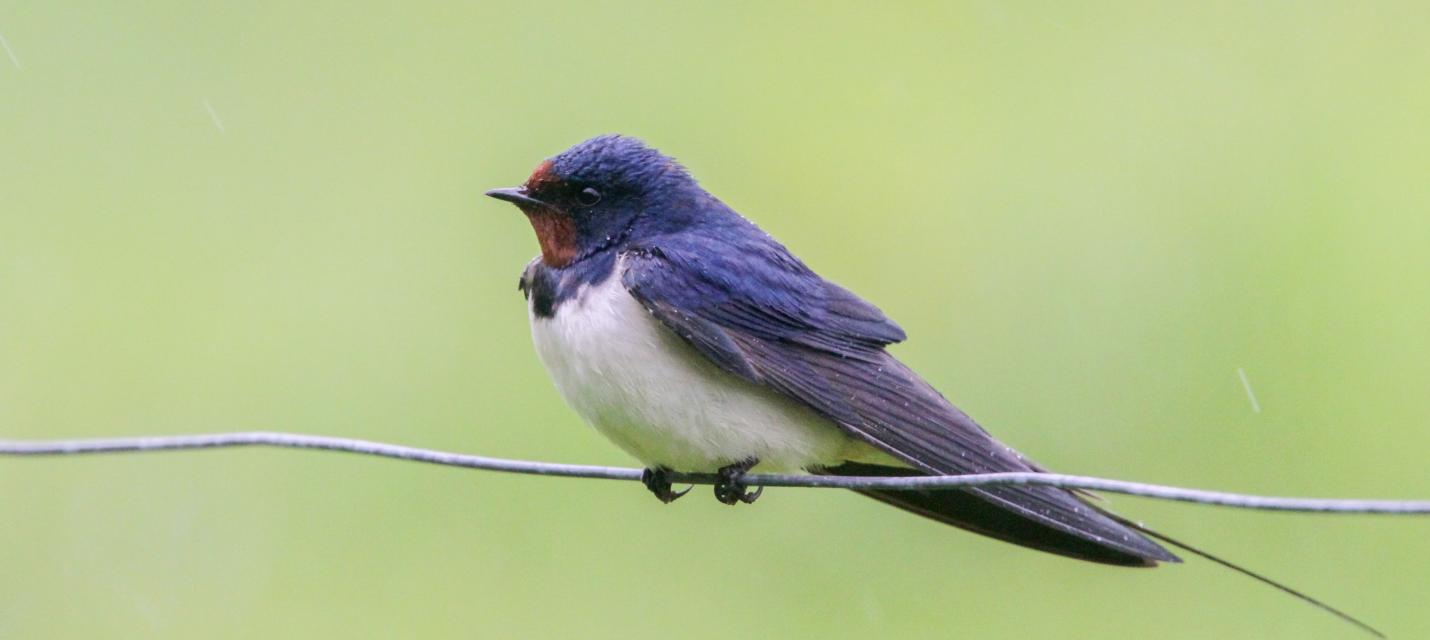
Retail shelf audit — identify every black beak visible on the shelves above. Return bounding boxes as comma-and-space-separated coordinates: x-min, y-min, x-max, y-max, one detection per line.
485, 186, 551, 209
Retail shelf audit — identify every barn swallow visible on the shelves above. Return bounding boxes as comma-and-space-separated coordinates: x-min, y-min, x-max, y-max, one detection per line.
486, 135, 1377, 634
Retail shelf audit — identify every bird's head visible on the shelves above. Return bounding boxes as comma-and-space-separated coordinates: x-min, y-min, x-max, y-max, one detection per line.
486, 135, 699, 267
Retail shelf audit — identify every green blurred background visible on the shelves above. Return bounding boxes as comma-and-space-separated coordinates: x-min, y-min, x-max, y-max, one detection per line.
3, 2, 1428, 638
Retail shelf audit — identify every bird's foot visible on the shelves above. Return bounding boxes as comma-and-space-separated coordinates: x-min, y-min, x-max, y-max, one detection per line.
641, 467, 691, 504
714, 457, 763, 505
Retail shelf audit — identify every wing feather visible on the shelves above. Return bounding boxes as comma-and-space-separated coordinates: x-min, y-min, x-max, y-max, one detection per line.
620, 240, 1175, 563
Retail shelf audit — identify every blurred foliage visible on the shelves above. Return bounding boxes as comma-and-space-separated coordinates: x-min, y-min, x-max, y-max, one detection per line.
2, 2, 1428, 638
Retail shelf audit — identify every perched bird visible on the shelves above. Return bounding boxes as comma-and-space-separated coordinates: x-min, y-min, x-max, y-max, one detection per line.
486, 135, 1375, 631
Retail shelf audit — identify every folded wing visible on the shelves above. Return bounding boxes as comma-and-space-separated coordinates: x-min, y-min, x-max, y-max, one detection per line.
620, 236, 1176, 565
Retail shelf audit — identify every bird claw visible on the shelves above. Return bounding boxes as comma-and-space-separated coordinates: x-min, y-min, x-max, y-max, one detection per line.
641, 467, 691, 504
714, 458, 762, 505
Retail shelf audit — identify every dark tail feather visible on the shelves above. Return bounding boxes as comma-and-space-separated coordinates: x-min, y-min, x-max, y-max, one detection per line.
818, 462, 1175, 567
820, 463, 1383, 637
1105, 514, 1385, 638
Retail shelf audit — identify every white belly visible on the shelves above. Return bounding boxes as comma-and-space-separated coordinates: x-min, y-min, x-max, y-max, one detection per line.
527, 259, 857, 472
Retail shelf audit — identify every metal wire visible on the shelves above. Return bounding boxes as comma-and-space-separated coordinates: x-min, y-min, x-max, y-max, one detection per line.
4, 431, 1427, 515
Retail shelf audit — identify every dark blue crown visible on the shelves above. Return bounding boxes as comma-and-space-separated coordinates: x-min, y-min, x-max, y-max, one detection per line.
549, 135, 690, 190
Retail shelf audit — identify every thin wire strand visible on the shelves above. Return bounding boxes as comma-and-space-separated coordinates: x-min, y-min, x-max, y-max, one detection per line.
2, 431, 1427, 515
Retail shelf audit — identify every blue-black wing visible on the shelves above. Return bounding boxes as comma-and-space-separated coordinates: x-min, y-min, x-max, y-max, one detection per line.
619, 235, 1176, 565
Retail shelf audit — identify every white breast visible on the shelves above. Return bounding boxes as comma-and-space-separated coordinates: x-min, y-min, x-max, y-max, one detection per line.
527, 257, 857, 472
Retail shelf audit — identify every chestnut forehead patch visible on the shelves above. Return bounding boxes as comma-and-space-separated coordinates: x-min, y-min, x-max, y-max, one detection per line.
525, 160, 558, 190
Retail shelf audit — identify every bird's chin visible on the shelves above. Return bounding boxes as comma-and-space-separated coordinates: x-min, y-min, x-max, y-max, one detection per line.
525, 209, 579, 267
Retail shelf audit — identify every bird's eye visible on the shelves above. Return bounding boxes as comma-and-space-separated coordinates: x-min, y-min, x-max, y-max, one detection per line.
577, 187, 602, 206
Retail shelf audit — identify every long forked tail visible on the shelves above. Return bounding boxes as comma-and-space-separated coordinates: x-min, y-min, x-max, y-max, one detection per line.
821, 462, 1383, 636
1104, 513, 1385, 638
820, 462, 1178, 566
